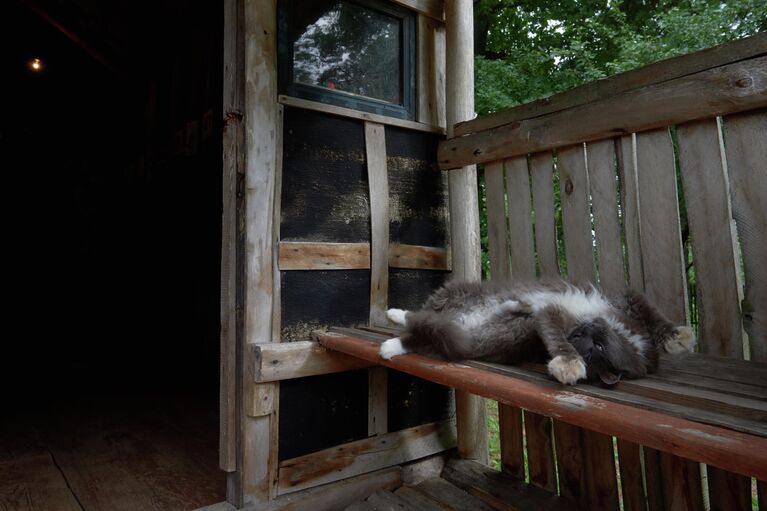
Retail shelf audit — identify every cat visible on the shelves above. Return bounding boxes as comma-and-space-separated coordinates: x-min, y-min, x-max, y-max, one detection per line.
379, 280, 696, 385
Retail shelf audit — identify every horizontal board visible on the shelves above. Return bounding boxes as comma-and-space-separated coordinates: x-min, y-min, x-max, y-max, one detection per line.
253, 341, 373, 382
391, 0, 444, 21
279, 242, 370, 270
439, 56, 767, 168
389, 244, 450, 270
278, 420, 456, 495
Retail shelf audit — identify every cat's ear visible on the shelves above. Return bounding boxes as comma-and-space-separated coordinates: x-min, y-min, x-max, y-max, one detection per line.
598, 369, 621, 386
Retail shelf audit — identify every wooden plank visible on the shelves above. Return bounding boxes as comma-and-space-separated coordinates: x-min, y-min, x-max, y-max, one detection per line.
484, 160, 510, 280
453, 33, 767, 137
318, 332, 767, 480
438, 56, 767, 169
254, 342, 372, 382
278, 242, 370, 270
678, 118, 744, 358
417, 15, 446, 128
616, 439, 645, 511
658, 452, 704, 511
558, 145, 596, 284
442, 459, 575, 511
658, 352, 767, 387
552, 421, 587, 506
278, 96, 444, 135
506, 156, 537, 279
0, 454, 83, 511
393, 486, 451, 511
706, 467, 752, 511
248, 383, 277, 417
497, 405, 524, 480
243, 0, 279, 502
615, 135, 644, 290
277, 420, 456, 495
445, 0, 486, 465
635, 128, 688, 324
344, 502, 376, 511
586, 139, 625, 293
416, 478, 495, 511
388, 244, 450, 270
367, 490, 419, 511
220, 0, 244, 476
368, 367, 389, 435
524, 413, 556, 492
272, 105, 285, 342
393, 0, 444, 20
724, 111, 767, 361
366, 122, 390, 326
530, 152, 560, 278
254, 467, 402, 511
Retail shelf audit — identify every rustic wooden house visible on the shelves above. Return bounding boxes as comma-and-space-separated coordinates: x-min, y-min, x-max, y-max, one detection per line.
3, 0, 765, 510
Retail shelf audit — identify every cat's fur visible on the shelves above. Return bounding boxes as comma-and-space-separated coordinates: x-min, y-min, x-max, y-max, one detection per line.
380, 280, 696, 385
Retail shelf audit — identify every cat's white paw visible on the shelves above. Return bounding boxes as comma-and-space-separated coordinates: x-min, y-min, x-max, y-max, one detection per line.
664, 326, 697, 354
547, 355, 587, 385
386, 308, 409, 326
380, 337, 409, 360
498, 300, 522, 313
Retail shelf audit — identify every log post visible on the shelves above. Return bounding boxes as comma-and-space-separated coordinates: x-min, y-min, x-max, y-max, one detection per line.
444, 0, 488, 465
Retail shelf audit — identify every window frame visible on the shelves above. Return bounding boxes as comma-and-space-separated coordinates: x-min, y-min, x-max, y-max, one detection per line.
278, 0, 416, 120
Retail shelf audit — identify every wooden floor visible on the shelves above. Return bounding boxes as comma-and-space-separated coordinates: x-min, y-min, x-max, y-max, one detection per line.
0, 391, 225, 511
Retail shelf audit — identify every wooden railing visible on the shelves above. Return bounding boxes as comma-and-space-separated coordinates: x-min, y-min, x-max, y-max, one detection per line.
437, 33, 767, 510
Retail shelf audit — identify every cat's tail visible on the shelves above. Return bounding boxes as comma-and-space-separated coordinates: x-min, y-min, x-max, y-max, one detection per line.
402, 310, 473, 360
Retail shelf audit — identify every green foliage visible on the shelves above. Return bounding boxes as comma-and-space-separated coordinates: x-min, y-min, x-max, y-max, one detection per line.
474, 0, 767, 115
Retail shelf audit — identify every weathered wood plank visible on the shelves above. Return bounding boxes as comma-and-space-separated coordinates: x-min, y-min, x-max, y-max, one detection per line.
506, 157, 537, 279
529, 152, 560, 278
417, 15, 446, 127
453, 33, 767, 137
0, 454, 83, 511
368, 367, 389, 435
254, 341, 372, 382
318, 331, 767, 480
706, 467, 752, 511
484, 160, 510, 280
525, 413, 556, 492
586, 139, 625, 293
497, 404, 524, 480
723, 111, 767, 362
615, 134, 644, 290
416, 477, 495, 511
277, 421, 456, 495
392, 486, 450, 511
366, 122, 390, 326
272, 105, 285, 342
393, 0, 444, 20
279, 242, 370, 270
658, 452, 704, 511
389, 245, 450, 271
557, 145, 596, 285
278, 96, 445, 135
678, 118, 744, 358
616, 439, 645, 511
439, 56, 767, 169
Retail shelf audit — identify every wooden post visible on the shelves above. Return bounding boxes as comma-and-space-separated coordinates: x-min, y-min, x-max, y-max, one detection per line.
444, 0, 488, 465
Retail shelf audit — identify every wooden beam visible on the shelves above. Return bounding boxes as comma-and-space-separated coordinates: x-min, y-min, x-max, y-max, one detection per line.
438, 56, 767, 169
254, 341, 373, 382
392, 0, 444, 21
277, 420, 456, 495
278, 242, 370, 270
278, 95, 445, 135
388, 244, 450, 270
454, 33, 767, 137
317, 331, 767, 481
366, 122, 390, 327
417, 15, 446, 128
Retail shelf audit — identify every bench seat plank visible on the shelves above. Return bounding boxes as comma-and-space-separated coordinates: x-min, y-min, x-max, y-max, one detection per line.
317, 329, 767, 481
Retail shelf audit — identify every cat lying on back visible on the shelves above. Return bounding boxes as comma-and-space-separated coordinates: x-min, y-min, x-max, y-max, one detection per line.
380, 280, 696, 385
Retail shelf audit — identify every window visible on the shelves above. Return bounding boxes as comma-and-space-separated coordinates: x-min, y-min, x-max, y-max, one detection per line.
279, 0, 416, 120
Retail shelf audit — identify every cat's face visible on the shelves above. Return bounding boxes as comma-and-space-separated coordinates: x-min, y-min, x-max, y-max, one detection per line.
568, 318, 647, 385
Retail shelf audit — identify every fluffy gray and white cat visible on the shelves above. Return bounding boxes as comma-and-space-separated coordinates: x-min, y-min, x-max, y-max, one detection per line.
380, 280, 696, 385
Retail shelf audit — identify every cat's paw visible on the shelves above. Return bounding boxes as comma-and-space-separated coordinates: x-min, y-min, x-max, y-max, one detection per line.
498, 300, 523, 313
663, 326, 696, 354
547, 355, 587, 385
386, 308, 409, 326
380, 337, 409, 360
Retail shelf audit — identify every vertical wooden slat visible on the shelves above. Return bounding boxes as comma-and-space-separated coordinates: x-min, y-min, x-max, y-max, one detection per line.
723, 111, 767, 362
525, 413, 556, 492
506, 157, 537, 279
586, 139, 625, 293
417, 14, 446, 129
557, 145, 596, 284
642, 447, 666, 511
616, 438, 645, 511
484, 159, 524, 478
552, 422, 586, 506
368, 367, 388, 436
484, 161, 510, 280
616, 134, 644, 291
529, 152, 560, 278
706, 468, 751, 511
635, 128, 702, 511
365, 122, 390, 327
445, 0, 487, 465
677, 118, 744, 358
221, 0, 243, 477
271, 106, 284, 342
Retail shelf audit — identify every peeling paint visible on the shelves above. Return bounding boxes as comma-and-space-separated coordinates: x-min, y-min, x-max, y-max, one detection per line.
679, 428, 739, 445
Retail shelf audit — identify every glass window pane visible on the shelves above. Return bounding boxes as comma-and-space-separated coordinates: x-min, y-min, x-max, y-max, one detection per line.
291, 1, 402, 105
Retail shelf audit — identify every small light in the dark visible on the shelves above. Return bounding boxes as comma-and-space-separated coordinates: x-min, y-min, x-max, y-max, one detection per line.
29, 58, 43, 72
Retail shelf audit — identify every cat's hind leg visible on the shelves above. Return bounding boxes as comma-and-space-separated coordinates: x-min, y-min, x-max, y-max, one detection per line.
386, 308, 409, 326
380, 337, 409, 359
663, 326, 696, 353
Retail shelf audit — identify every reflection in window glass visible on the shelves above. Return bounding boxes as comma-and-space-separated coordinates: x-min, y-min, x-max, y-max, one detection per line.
292, 1, 402, 105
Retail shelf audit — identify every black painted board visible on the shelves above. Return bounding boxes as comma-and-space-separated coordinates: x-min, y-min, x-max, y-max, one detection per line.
388, 268, 449, 311
279, 370, 369, 460
387, 370, 455, 432
385, 126, 448, 247
280, 269, 370, 341
280, 106, 370, 243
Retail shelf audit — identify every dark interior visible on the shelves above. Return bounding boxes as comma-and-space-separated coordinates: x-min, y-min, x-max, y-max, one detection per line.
1, 1, 225, 508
